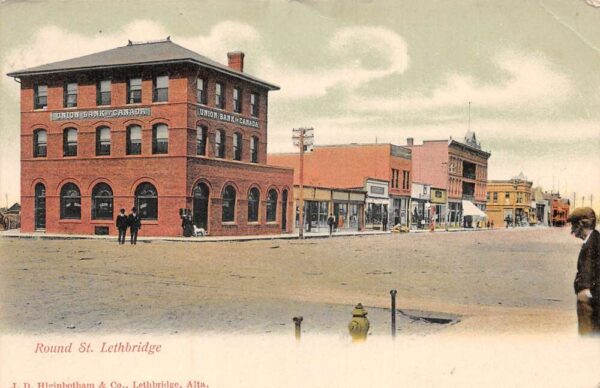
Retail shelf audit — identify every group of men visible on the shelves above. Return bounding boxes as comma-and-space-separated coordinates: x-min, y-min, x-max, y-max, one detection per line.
115, 207, 142, 245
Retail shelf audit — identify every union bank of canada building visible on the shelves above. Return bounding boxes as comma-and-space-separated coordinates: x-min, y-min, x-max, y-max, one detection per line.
8, 38, 294, 237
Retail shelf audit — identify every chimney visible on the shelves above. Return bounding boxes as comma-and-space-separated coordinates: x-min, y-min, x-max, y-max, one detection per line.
227, 51, 245, 72
407, 137, 414, 146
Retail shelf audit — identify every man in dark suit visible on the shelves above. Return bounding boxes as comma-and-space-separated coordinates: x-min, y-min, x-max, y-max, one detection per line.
568, 207, 599, 335
128, 207, 141, 245
115, 208, 128, 244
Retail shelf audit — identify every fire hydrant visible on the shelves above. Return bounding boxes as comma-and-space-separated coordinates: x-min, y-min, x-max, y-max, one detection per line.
348, 303, 370, 342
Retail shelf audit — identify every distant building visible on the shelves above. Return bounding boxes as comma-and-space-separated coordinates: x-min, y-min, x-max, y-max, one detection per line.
532, 187, 550, 226
7, 39, 293, 236
405, 131, 491, 227
268, 143, 412, 230
486, 173, 533, 227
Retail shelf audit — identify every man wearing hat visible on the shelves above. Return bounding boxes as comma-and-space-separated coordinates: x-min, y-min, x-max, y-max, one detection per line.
567, 207, 599, 334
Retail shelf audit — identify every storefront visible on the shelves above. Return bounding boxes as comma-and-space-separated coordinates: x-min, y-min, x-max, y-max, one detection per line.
390, 196, 410, 227
411, 183, 431, 229
430, 187, 447, 228
365, 179, 389, 230
293, 186, 366, 232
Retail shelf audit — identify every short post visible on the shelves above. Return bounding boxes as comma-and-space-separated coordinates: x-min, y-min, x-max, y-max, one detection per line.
293, 316, 303, 341
390, 289, 397, 338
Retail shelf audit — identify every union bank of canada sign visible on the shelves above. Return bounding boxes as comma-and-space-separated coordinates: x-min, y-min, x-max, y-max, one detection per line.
197, 107, 260, 129
51, 108, 151, 121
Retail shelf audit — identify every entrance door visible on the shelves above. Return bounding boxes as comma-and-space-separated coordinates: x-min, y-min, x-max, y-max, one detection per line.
193, 182, 209, 230
34, 183, 46, 230
281, 190, 288, 232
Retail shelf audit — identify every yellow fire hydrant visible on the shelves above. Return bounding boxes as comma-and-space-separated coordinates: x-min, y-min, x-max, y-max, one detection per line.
348, 303, 370, 342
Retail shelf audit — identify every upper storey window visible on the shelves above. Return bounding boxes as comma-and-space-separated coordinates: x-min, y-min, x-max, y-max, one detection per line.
97, 80, 111, 106
215, 82, 224, 109
233, 87, 242, 113
128, 77, 142, 104
63, 128, 78, 157
64, 82, 78, 108
34, 84, 48, 110
152, 124, 168, 154
127, 125, 142, 155
250, 136, 258, 163
197, 78, 206, 105
250, 92, 259, 117
33, 129, 47, 157
153, 75, 168, 102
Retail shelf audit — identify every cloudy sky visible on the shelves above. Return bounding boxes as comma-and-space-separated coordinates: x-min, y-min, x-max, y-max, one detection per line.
1, 0, 599, 213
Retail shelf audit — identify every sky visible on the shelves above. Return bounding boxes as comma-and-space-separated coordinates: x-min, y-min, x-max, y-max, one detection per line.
0, 0, 599, 214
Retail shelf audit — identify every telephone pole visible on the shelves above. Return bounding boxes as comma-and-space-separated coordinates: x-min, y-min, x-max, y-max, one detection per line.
292, 128, 314, 239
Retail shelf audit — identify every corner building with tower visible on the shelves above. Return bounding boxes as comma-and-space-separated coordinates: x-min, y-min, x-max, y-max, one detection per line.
8, 39, 293, 236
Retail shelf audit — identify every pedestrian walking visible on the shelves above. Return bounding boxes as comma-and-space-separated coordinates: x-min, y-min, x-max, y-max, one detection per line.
327, 213, 335, 237
567, 207, 599, 335
115, 208, 128, 244
128, 207, 141, 245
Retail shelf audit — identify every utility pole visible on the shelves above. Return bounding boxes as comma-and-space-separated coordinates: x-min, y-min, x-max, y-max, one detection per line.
590, 194, 593, 208
292, 128, 314, 239
582, 196, 585, 208
573, 192, 576, 209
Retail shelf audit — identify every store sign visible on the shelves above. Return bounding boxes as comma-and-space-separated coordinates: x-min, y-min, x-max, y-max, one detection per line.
198, 106, 260, 129
51, 108, 151, 121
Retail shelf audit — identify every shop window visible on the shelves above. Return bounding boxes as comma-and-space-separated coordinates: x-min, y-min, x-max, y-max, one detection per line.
250, 136, 258, 163
215, 82, 224, 108
91, 183, 113, 220
152, 124, 168, 154
135, 182, 158, 220
248, 187, 260, 222
96, 126, 111, 156
127, 77, 142, 104
97, 80, 111, 105
222, 185, 236, 222
60, 183, 81, 219
196, 125, 207, 156
33, 129, 47, 157
64, 82, 77, 108
215, 129, 225, 158
197, 78, 206, 104
153, 75, 168, 102
34, 84, 48, 109
266, 189, 278, 222
250, 92, 259, 117
126, 125, 142, 155
63, 128, 77, 157
233, 132, 242, 161
233, 87, 242, 113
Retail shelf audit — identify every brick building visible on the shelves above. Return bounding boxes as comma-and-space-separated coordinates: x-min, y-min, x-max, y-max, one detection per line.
405, 131, 490, 226
268, 143, 412, 229
8, 38, 293, 237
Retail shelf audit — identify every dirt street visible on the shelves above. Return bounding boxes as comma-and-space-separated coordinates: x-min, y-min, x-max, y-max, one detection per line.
0, 227, 583, 336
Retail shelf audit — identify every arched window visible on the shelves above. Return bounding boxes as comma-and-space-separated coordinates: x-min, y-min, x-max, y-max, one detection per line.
60, 183, 81, 219
127, 125, 142, 155
135, 182, 158, 220
152, 123, 168, 154
247, 187, 260, 222
233, 132, 242, 161
91, 183, 113, 220
215, 129, 225, 158
33, 129, 47, 157
34, 183, 46, 229
250, 136, 258, 163
197, 125, 208, 156
266, 189, 278, 222
222, 185, 236, 222
96, 126, 111, 156
63, 128, 77, 156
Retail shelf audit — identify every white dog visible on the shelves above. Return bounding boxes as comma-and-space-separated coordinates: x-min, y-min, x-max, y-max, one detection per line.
193, 226, 208, 237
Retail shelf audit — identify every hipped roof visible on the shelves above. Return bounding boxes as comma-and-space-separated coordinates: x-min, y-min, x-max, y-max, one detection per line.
7, 39, 279, 90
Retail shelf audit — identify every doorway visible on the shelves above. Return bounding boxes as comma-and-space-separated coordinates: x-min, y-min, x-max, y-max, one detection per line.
281, 190, 288, 232
34, 183, 46, 230
193, 182, 209, 230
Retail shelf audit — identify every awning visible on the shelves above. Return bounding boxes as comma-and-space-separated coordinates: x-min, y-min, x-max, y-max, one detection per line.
461, 200, 487, 218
